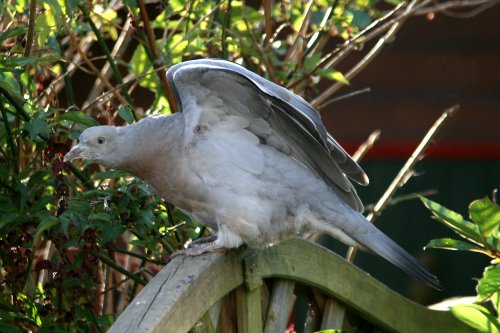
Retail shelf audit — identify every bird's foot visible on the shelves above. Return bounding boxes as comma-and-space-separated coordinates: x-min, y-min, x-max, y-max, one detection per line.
189, 235, 217, 246
169, 238, 225, 259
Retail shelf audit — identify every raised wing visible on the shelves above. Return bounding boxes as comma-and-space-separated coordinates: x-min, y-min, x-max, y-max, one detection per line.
166, 59, 368, 212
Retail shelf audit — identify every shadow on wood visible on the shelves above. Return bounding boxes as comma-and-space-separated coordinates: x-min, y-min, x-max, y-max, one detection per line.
108, 239, 470, 333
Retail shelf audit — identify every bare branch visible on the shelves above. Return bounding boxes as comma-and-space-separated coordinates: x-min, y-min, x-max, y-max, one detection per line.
346, 104, 460, 262
352, 129, 381, 162
137, 0, 177, 112
311, 0, 419, 108
24, 0, 37, 57
414, 0, 500, 17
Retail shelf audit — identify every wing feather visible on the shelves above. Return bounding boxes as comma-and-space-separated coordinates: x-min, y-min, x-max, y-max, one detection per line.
167, 59, 368, 212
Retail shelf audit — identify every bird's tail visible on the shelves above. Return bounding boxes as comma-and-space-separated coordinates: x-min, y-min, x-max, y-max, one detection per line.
322, 213, 443, 291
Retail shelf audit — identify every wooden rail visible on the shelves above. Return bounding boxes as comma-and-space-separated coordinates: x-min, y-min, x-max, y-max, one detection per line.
108, 239, 470, 333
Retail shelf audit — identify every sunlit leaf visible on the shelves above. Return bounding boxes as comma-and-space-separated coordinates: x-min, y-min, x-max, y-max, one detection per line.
130, 44, 158, 91
57, 111, 99, 127
469, 197, 500, 237
303, 53, 321, 72
317, 68, 350, 85
421, 197, 483, 245
0, 27, 27, 45
451, 304, 500, 333
477, 264, 500, 302
425, 238, 489, 254
0, 70, 22, 100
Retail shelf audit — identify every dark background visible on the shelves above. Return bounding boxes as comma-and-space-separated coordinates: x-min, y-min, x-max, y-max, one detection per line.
320, 6, 500, 304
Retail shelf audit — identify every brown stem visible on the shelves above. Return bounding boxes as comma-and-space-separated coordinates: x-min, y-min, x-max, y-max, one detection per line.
137, 0, 177, 112
346, 104, 460, 262
64, 21, 128, 106
352, 129, 381, 162
24, 0, 37, 57
310, 0, 419, 108
263, 0, 273, 47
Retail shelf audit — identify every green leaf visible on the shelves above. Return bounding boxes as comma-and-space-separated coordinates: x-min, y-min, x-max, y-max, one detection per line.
451, 304, 500, 333
421, 197, 483, 245
91, 213, 113, 223
469, 197, 500, 237
92, 170, 129, 180
0, 26, 27, 45
477, 264, 500, 302
303, 53, 322, 72
34, 216, 60, 239
0, 70, 22, 100
57, 111, 99, 127
317, 68, 350, 85
117, 104, 135, 124
26, 118, 49, 140
130, 44, 158, 91
492, 290, 500, 312
7, 55, 62, 67
425, 238, 489, 254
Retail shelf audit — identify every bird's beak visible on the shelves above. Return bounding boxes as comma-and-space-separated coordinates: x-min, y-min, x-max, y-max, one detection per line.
64, 144, 85, 162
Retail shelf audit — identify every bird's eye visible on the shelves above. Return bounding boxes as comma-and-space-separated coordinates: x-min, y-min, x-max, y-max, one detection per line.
97, 137, 105, 144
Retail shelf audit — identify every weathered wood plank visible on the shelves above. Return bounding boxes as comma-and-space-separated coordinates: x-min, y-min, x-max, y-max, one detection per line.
190, 310, 216, 333
108, 251, 245, 333
236, 286, 263, 333
263, 279, 295, 333
320, 299, 346, 330
109, 239, 470, 333
243, 239, 471, 333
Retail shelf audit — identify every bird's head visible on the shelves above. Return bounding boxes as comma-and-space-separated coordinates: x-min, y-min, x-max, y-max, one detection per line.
64, 126, 125, 168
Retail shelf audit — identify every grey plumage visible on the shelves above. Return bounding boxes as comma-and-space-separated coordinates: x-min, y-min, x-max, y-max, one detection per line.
64, 59, 442, 290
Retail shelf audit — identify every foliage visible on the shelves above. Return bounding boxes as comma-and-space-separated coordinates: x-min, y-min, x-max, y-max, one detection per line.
0, 0, 400, 330
1, 0, 494, 329
422, 196, 500, 333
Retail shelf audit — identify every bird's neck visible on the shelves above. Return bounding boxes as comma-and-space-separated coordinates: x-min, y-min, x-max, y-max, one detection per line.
117, 114, 184, 182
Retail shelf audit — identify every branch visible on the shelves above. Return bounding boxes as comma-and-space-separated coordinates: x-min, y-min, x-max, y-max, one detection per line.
286, 1, 408, 90
24, 0, 37, 57
64, 20, 129, 106
78, 4, 135, 115
310, 0, 419, 108
352, 129, 381, 162
85, 18, 133, 106
346, 104, 460, 262
137, 0, 177, 113
414, 0, 500, 17
263, 0, 272, 47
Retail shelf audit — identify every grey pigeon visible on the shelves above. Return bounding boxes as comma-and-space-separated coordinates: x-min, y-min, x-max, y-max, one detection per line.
64, 59, 442, 290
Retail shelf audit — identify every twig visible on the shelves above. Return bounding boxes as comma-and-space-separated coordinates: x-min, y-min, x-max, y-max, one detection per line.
99, 254, 148, 286
137, 0, 177, 113
64, 20, 128, 106
37, 35, 95, 105
284, 0, 314, 65
346, 104, 460, 262
82, 64, 169, 113
287, 1, 407, 90
78, 5, 135, 115
0, 87, 30, 121
24, 0, 37, 57
352, 129, 381, 162
317, 87, 371, 110
310, 0, 419, 108
263, 0, 272, 47
414, 0, 500, 16
0, 99, 18, 174
86, 18, 133, 106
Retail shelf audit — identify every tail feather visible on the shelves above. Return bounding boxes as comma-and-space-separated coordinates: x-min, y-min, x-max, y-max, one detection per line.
351, 223, 443, 291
